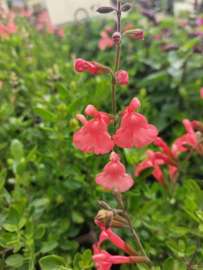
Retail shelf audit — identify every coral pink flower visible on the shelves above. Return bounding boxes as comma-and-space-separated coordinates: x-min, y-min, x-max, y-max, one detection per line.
200, 88, 203, 98
57, 28, 64, 37
73, 105, 114, 155
74, 58, 99, 75
113, 98, 158, 148
6, 20, 17, 33
105, 26, 114, 34
117, 70, 129, 85
0, 81, 3, 89
98, 31, 114, 50
135, 150, 168, 188
124, 23, 133, 31
173, 119, 203, 157
95, 151, 134, 192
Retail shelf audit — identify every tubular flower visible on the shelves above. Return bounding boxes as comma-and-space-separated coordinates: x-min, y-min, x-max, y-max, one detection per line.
154, 137, 179, 181
173, 119, 203, 157
200, 87, 203, 98
73, 105, 114, 155
117, 70, 129, 85
135, 150, 168, 188
74, 58, 99, 74
113, 98, 158, 148
191, 120, 203, 133
95, 151, 134, 192
98, 31, 114, 50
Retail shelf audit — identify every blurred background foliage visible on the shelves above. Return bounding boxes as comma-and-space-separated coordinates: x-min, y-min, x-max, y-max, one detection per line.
0, 1, 203, 269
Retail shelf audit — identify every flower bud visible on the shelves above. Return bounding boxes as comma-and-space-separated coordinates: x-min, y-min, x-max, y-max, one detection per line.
191, 120, 203, 132
112, 32, 121, 43
96, 6, 114, 13
195, 131, 202, 143
58, 103, 67, 117
111, 219, 130, 229
97, 201, 111, 210
69, 118, 79, 131
181, 142, 193, 150
113, 189, 123, 206
121, 3, 132, 12
116, 70, 129, 85
92, 62, 111, 75
95, 210, 113, 223
129, 256, 150, 263
124, 29, 144, 40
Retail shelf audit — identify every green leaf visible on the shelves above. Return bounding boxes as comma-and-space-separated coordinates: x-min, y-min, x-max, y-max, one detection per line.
67, 96, 83, 114
181, 37, 201, 51
3, 223, 17, 232
184, 207, 200, 223
0, 142, 8, 150
26, 221, 34, 235
71, 211, 84, 224
8, 205, 21, 226
199, 224, 203, 232
39, 255, 67, 270
13, 243, 23, 253
82, 249, 92, 265
26, 145, 38, 162
163, 257, 174, 270
185, 246, 196, 256
34, 224, 45, 239
143, 71, 168, 83
138, 167, 155, 179
189, 229, 203, 237
41, 241, 58, 253
5, 254, 24, 267
55, 83, 69, 98
10, 139, 23, 160
137, 263, 150, 270
16, 161, 26, 176
196, 210, 203, 221
170, 226, 188, 235
73, 253, 83, 270
166, 240, 179, 253
189, 180, 203, 207
34, 107, 56, 122
126, 189, 141, 197
0, 168, 7, 190
178, 240, 185, 253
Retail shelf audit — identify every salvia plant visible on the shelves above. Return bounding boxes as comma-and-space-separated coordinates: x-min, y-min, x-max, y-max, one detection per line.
38, 1, 203, 270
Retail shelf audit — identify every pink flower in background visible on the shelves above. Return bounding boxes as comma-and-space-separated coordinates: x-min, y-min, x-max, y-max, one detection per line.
162, 28, 171, 36
200, 88, 203, 98
173, 119, 203, 157
196, 17, 203, 27
135, 150, 168, 188
98, 31, 114, 50
124, 23, 133, 31
73, 105, 114, 155
196, 29, 203, 36
105, 26, 114, 34
95, 151, 134, 192
0, 81, 3, 89
6, 20, 17, 33
21, 8, 31, 17
113, 98, 158, 148
153, 35, 161, 40
161, 45, 179, 51
74, 58, 99, 74
57, 28, 64, 37
179, 19, 188, 26
117, 70, 129, 85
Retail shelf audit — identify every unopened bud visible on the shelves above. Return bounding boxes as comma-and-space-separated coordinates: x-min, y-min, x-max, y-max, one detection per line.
112, 32, 121, 43
121, 3, 132, 12
96, 6, 114, 13
105, 216, 113, 230
129, 256, 150, 263
69, 118, 79, 130
124, 29, 144, 40
95, 210, 113, 223
191, 121, 203, 133
181, 142, 193, 150
92, 62, 111, 75
111, 219, 130, 229
196, 131, 202, 143
113, 189, 123, 207
98, 201, 111, 210
58, 103, 67, 117
116, 70, 129, 85
113, 214, 128, 224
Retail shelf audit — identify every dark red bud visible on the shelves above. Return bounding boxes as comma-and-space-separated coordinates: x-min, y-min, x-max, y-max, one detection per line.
96, 6, 114, 13
112, 32, 121, 43
121, 3, 132, 12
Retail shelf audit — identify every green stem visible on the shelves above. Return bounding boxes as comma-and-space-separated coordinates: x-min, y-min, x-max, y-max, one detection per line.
187, 237, 201, 270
